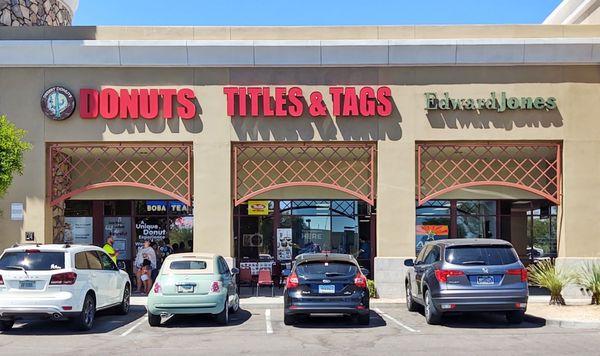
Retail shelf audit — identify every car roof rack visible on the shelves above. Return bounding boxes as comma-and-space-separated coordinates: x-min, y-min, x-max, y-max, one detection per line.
11, 242, 42, 248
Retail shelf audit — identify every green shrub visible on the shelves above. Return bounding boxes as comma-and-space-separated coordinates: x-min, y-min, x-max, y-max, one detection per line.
367, 279, 378, 298
577, 263, 600, 305
528, 260, 574, 305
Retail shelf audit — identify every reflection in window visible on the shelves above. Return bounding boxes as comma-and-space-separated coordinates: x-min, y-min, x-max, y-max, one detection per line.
416, 200, 451, 254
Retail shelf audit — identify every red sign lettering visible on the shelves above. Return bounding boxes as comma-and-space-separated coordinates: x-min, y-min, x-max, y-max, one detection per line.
79, 88, 197, 120
223, 86, 392, 118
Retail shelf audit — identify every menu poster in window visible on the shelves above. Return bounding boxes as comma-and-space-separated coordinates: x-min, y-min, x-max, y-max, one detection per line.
277, 228, 293, 261
104, 217, 132, 260
415, 225, 449, 254
64, 217, 93, 245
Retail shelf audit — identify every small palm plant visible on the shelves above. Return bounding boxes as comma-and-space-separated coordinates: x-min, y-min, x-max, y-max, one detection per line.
528, 260, 574, 306
577, 264, 600, 305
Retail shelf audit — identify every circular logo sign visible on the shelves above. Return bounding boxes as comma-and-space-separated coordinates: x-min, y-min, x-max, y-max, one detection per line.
41, 86, 76, 121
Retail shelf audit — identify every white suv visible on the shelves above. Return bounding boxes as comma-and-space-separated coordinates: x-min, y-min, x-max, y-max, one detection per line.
0, 244, 131, 331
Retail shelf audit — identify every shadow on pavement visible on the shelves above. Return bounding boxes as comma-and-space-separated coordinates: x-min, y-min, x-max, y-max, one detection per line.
160, 309, 252, 328
433, 311, 544, 329
2, 305, 147, 335
291, 310, 386, 329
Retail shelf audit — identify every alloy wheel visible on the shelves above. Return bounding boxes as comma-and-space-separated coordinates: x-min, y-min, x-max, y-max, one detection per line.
123, 287, 130, 312
84, 299, 94, 327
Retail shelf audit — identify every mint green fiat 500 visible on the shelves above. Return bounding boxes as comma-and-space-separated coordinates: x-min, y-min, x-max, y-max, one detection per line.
147, 253, 240, 326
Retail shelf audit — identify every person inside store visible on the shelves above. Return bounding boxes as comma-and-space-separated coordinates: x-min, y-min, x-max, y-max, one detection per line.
150, 241, 162, 282
358, 237, 371, 260
160, 238, 174, 259
172, 242, 179, 253
103, 233, 119, 263
134, 239, 157, 295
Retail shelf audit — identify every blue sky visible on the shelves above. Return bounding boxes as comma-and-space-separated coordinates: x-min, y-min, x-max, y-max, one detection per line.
74, 0, 562, 26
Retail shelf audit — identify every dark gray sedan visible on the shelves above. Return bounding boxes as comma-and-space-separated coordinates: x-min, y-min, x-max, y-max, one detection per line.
404, 239, 528, 325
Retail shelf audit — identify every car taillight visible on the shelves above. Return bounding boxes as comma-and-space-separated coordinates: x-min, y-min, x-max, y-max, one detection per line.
211, 281, 221, 293
153, 282, 161, 294
286, 272, 299, 289
507, 268, 528, 282
0, 275, 4, 285
354, 273, 368, 288
434, 270, 464, 283
49, 272, 77, 285
25, 249, 40, 253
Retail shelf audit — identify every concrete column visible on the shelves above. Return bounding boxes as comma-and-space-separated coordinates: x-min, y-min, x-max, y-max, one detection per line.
374, 140, 415, 298
193, 141, 233, 259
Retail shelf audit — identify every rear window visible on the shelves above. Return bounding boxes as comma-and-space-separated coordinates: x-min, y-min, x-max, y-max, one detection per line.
170, 260, 207, 270
296, 261, 358, 277
445, 246, 518, 266
0, 251, 65, 271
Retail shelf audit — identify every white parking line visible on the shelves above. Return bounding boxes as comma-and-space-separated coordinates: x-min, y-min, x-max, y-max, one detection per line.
120, 316, 148, 337
373, 308, 420, 333
265, 309, 273, 334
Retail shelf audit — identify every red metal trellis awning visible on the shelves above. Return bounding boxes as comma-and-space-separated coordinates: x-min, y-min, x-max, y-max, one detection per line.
48, 142, 193, 206
417, 142, 561, 206
232, 142, 376, 206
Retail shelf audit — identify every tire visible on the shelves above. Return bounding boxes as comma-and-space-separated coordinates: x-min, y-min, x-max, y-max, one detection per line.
229, 294, 240, 314
72, 293, 96, 331
216, 298, 229, 325
116, 284, 131, 315
147, 311, 161, 327
424, 289, 442, 325
283, 313, 296, 326
406, 282, 419, 312
0, 320, 14, 332
506, 310, 525, 324
356, 313, 370, 325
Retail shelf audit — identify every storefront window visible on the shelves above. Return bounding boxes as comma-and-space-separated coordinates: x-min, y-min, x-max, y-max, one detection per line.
456, 200, 497, 239
64, 200, 93, 245
235, 199, 374, 274
416, 200, 450, 254
416, 199, 557, 262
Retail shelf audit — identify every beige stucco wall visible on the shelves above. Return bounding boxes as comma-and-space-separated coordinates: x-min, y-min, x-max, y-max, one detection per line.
0, 65, 598, 260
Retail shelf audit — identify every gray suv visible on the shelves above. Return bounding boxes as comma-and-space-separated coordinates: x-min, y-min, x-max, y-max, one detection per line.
404, 239, 528, 325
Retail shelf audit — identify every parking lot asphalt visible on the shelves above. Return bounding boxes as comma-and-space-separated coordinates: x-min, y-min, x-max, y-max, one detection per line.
1, 304, 600, 355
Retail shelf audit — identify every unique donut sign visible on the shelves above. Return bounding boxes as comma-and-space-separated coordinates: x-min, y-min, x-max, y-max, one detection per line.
41, 86, 76, 121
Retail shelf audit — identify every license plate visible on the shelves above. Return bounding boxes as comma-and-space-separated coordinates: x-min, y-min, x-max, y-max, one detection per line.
177, 284, 195, 293
476, 276, 495, 285
318, 284, 335, 294
19, 280, 36, 289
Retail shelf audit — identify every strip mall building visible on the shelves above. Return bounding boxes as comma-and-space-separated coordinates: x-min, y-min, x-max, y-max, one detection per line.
2, 3, 600, 298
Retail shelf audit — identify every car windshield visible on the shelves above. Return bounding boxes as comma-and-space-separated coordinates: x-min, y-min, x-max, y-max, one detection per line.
296, 261, 358, 278
0, 251, 65, 271
445, 246, 518, 266
169, 260, 207, 270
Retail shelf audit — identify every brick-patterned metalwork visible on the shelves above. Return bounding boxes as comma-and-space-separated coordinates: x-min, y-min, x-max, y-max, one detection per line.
233, 142, 376, 206
417, 142, 561, 205
49, 143, 193, 206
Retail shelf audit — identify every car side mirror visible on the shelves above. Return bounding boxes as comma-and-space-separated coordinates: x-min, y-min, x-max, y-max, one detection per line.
404, 259, 415, 267
231, 267, 239, 275
360, 268, 370, 276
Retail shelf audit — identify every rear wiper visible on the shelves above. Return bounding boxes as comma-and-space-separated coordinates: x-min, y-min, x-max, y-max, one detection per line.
460, 261, 487, 265
5, 265, 28, 275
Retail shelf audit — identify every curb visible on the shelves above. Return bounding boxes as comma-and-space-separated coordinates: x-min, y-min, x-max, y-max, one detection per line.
525, 314, 600, 329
